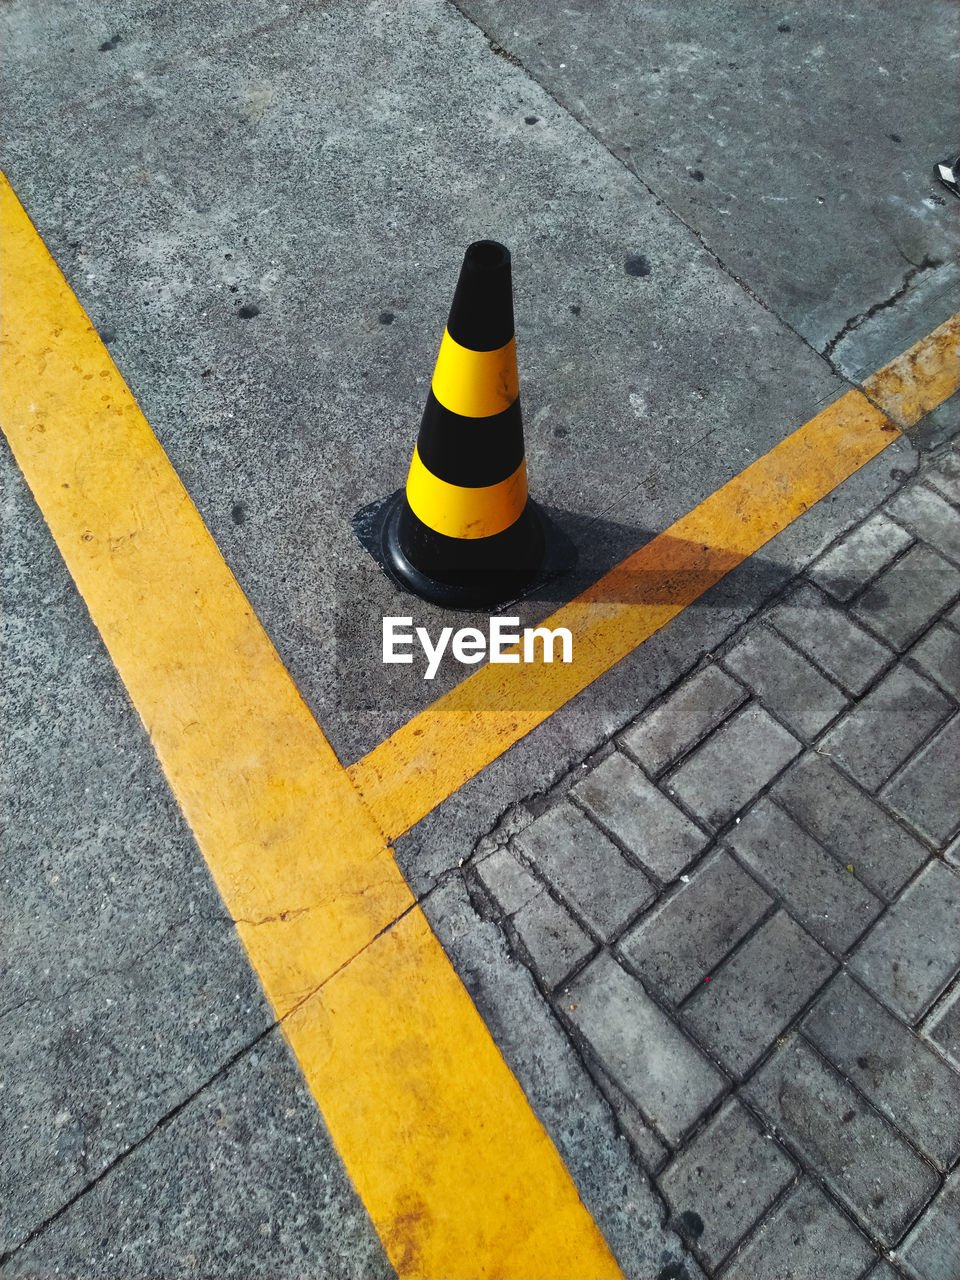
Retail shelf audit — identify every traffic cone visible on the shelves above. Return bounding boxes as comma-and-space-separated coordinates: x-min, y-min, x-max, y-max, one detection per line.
356, 240, 546, 609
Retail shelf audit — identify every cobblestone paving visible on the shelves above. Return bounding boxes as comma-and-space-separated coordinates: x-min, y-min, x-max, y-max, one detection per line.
469, 435, 960, 1279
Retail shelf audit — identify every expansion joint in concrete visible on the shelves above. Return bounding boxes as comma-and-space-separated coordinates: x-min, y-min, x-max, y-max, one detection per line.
0, 1022, 276, 1268
444, 0, 852, 403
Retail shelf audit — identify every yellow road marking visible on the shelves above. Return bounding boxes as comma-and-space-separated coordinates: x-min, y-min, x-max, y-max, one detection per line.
406, 445, 528, 538
348, 390, 905, 839
863, 313, 959, 427
286, 909, 619, 1279
1, 175, 413, 1019
432, 328, 519, 417
1, 173, 622, 1278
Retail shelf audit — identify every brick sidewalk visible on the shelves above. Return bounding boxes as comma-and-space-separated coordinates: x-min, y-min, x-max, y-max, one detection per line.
469, 437, 960, 1279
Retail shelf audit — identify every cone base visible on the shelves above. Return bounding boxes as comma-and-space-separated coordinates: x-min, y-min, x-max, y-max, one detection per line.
353, 491, 577, 612
353, 486, 578, 611
381, 493, 545, 609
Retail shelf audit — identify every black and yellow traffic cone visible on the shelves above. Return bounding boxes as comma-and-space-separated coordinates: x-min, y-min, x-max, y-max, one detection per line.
355, 240, 547, 609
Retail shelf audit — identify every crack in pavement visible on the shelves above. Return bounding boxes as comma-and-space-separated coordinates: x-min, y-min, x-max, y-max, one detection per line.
823, 255, 944, 363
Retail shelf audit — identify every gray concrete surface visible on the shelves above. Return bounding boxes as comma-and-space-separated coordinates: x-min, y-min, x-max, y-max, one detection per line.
2, 1031, 394, 1279
2, 0, 959, 1276
454, 0, 960, 366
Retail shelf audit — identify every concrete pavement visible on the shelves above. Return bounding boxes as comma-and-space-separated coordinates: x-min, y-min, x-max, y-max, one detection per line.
2, 1, 958, 1276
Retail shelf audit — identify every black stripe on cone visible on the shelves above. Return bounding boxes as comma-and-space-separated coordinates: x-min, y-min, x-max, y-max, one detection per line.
355, 241, 550, 610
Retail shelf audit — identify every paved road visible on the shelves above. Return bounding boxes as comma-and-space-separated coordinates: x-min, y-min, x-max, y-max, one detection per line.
2, 1, 958, 1276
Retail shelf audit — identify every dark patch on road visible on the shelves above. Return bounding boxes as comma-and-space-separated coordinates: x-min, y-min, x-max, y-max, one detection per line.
690, 168, 705, 182
99, 34, 122, 51
677, 1209, 704, 1241
379, 311, 395, 325
625, 254, 652, 277
231, 503, 246, 526
237, 304, 260, 319
657, 1262, 690, 1280
524, 115, 539, 124
888, 133, 902, 143
777, 22, 792, 33
99, 328, 116, 344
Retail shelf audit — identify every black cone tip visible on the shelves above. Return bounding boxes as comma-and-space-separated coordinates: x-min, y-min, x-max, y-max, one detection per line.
446, 240, 514, 352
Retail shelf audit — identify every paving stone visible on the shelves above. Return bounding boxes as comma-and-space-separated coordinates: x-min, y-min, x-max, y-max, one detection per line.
683, 911, 835, 1077
658, 1099, 796, 1270
511, 891, 595, 990
773, 753, 928, 900
766, 582, 893, 696
819, 665, 952, 792
887, 483, 960, 568
475, 846, 541, 916
811, 512, 913, 602
881, 716, 960, 847
727, 797, 883, 954
923, 984, 960, 1071
620, 664, 747, 777
946, 833, 960, 869
513, 800, 655, 940
618, 851, 772, 1005
721, 625, 849, 740
852, 544, 960, 651
744, 1036, 938, 1247
909, 621, 960, 699
667, 703, 801, 830
803, 972, 960, 1171
850, 861, 960, 1022
572, 750, 708, 884
721, 1179, 876, 1280
926, 453, 960, 506
566, 951, 726, 1146
895, 1168, 960, 1280
863, 1265, 907, 1280
590, 1060, 670, 1174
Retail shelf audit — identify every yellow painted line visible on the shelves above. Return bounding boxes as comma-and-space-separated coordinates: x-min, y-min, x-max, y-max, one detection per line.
285, 909, 619, 1278
349, 390, 905, 839
0, 174, 622, 1278
406, 445, 528, 538
432, 328, 519, 417
863, 313, 959, 427
1, 174, 411, 1020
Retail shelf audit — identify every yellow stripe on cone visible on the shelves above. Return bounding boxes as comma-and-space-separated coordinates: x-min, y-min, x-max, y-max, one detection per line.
431, 328, 520, 418
405, 446, 528, 539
